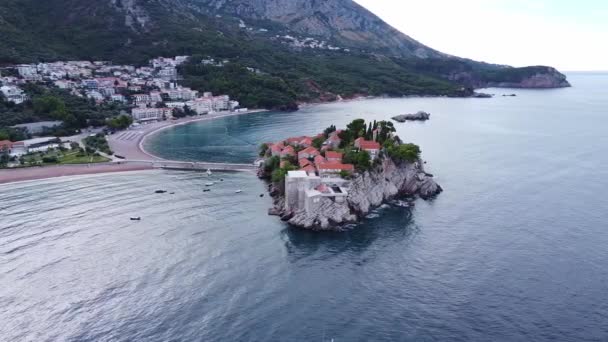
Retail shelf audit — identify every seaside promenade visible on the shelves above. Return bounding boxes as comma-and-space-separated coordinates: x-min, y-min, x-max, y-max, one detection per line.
0, 110, 265, 184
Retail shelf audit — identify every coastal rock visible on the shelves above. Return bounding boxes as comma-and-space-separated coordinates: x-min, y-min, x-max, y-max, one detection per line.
449, 66, 571, 89
472, 92, 493, 98
278, 157, 442, 231
392, 111, 431, 122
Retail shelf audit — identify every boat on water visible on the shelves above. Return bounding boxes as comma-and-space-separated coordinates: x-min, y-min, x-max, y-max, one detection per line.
155, 190, 167, 194
206, 169, 212, 176
203, 189, 211, 192
235, 190, 243, 194
205, 182, 214, 186
130, 217, 141, 221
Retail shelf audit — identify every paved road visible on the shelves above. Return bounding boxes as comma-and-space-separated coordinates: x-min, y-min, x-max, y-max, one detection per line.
123, 160, 258, 172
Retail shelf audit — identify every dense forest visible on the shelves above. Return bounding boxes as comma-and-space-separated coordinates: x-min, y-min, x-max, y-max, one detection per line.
0, 84, 128, 135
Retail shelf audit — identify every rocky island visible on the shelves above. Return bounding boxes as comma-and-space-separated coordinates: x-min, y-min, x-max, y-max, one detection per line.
392, 111, 431, 122
258, 119, 442, 230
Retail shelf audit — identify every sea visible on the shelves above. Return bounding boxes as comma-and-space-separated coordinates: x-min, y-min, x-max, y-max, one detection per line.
1, 72, 608, 341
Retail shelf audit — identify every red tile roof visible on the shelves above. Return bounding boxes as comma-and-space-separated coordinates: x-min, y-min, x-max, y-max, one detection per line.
302, 164, 317, 173
299, 137, 313, 146
286, 136, 305, 144
299, 158, 312, 167
300, 146, 319, 155
325, 151, 343, 161
358, 139, 381, 150
314, 155, 326, 165
317, 162, 354, 171
281, 145, 296, 156
0, 140, 12, 150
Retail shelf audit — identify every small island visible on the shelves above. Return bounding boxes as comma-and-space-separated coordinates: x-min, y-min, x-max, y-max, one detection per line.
392, 111, 431, 122
258, 119, 442, 230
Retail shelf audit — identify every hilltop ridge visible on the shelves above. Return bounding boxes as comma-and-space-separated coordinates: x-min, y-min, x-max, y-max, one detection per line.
0, 0, 570, 109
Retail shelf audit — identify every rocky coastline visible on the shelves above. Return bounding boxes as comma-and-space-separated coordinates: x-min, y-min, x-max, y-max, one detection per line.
392, 111, 431, 122
262, 156, 442, 231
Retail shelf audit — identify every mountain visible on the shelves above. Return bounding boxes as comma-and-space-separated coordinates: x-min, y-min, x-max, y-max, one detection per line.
185, 0, 446, 58
0, 0, 570, 110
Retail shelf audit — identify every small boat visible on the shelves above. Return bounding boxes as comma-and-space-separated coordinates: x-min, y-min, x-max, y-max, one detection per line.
206, 169, 212, 176
203, 189, 211, 192
155, 190, 167, 194
205, 182, 214, 187
220, 178, 224, 182
235, 190, 243, 194
170, 192, 175, 195
130, 217, 141, 221
259, 194, 264, 198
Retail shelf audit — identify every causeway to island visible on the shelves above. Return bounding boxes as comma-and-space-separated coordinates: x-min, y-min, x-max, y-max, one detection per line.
258, 119, 442, 230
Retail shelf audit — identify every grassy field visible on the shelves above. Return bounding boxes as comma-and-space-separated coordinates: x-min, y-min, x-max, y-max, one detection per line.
20, 148, 110, 167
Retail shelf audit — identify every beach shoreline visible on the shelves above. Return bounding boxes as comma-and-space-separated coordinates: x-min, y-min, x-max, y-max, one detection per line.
0, 109, 268, 185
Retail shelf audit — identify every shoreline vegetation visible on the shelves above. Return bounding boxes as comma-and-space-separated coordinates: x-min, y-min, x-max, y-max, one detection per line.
0, 109, 267, 184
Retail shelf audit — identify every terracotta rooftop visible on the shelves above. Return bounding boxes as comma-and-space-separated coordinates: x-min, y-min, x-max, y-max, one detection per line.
325, 151, 343, 160
317, 162, 355, 171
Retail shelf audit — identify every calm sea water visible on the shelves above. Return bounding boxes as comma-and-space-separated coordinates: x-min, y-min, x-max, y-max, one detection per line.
2, 73, 608, 341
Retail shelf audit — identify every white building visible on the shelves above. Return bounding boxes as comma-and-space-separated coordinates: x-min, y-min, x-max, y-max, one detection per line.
166, 101, 187, 109
110, 94, 127, 103
158, 67, 177, 81
284, 171, 350, 213
86, 90, 104, 102
16, 64, 39, 80
165, 87, 198, 101
187, 98, 213, 115
0, 85, 27, 104
22, 137, 62, 153
150, 91, 163, 103
229, 100, 240, 110
285, 171, 322, 211
212, 95, 230, 111
133, 94, 152, 105
131, 107, 173, 123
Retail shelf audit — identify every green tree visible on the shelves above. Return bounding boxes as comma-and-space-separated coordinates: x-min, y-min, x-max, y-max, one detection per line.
263, 156, 281, 176
0, 151, 9, 168
107, 115, 133, 130
259, 143, 269, 157
271, 161, 297, 183
346, 119, 366, 138
323, 125, 336, 137
388, 143, 421, 163
312, 136, 325, 149
344, 150, 371, 171
33, 95, 67, 120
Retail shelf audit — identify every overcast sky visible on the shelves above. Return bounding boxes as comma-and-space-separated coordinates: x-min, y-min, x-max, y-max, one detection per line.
354, 0, 607, 71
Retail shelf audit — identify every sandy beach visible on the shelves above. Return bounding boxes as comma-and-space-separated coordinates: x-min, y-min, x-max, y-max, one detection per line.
107, 109, 268, 161
0, 110, 268, 185
0, 163, 154, 185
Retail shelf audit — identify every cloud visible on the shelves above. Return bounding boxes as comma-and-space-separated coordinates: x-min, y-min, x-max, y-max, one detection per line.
354, 0, 608, 70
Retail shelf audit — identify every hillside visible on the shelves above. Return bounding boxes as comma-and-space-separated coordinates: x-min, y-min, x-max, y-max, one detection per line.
0, 0, 570, 109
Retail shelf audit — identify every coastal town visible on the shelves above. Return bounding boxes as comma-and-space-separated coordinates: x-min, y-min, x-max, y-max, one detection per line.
0, 55, 247, 169
256, 119, 440, 229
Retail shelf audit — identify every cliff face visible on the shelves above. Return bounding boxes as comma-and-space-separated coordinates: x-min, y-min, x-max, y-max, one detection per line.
189, 0, 445, 58
484, 68, 571, 88
273, 157, 442, 231
449, 66, 571, 89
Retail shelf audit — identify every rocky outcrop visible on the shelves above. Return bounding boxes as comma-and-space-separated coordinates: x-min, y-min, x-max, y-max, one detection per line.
270, 157, 442, 231
190, 0, 445, 58
392, 111, 431, 122
449, 66, 571, 89
487, 71, 571, 88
